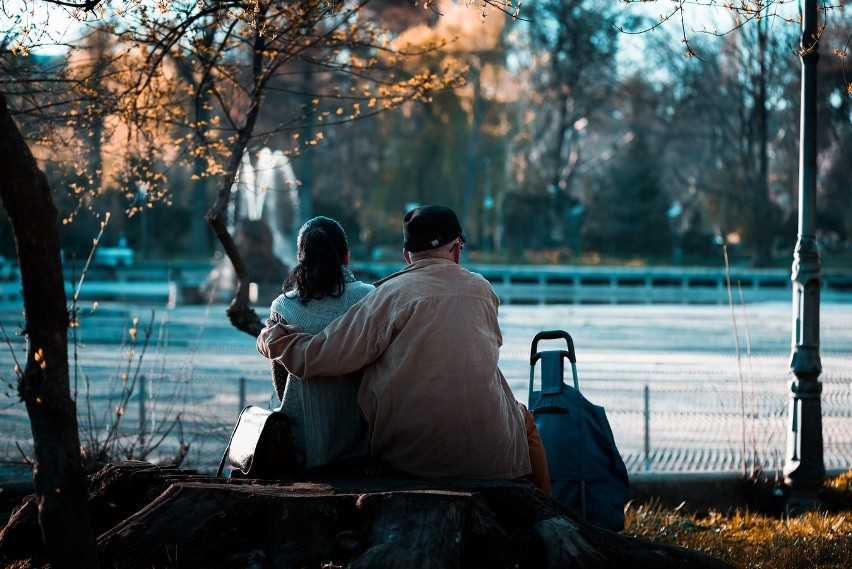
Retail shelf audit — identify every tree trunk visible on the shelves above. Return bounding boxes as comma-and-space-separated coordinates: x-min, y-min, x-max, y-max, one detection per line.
0, 95, 99, 567
460, 55, 484, 235
752, 16, 773, 267
204, 23, 269, 338
745, 17, 774, 268
2, 462, 734, 569
183, 21, 216, 260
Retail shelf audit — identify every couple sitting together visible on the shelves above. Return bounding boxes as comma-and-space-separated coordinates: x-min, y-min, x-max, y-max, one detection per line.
257, 204, 550, 494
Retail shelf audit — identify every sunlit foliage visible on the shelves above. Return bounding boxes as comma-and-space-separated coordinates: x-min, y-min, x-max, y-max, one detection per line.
2, 1, 480, 226
624, 470, 852, 569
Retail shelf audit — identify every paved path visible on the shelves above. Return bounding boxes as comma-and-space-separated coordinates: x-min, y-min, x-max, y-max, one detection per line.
1, 300, 850, 481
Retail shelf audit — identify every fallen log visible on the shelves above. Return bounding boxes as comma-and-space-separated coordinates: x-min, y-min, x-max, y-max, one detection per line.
1, 461, 733, 568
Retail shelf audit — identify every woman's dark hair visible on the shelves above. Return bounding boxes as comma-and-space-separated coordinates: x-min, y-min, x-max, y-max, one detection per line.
284, 216, 349, 302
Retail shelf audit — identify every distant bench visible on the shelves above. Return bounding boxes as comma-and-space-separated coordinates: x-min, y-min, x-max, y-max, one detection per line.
0, 281, 178, 306
0, 260, 216, 305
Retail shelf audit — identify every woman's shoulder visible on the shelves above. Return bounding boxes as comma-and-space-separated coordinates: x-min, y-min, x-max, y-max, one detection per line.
269, 290, 301, 318
347, 279, 376, 297
338, 282, 372, 309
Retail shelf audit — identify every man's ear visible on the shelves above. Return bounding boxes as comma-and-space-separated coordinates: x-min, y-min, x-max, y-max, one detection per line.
403, 249, 412, 264
343, 250, 351, 265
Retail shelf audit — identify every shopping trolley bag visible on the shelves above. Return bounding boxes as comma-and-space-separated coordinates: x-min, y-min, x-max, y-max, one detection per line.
528, 330, 629, 532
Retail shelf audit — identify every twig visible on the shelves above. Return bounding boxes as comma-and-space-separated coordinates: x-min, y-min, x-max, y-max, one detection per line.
722, 245, 748, 477
102, 311, 156, 454
70, 213, 110, 306
737, 283, 760, 476
0, 319, 23, 389
69, 217, 108, 401
14, 441, 32, 465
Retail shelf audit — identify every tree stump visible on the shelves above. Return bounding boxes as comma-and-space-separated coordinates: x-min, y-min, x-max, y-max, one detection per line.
1, 461, 733, 568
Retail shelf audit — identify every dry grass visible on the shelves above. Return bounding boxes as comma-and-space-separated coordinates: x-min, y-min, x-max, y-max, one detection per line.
623, 471, 852, 568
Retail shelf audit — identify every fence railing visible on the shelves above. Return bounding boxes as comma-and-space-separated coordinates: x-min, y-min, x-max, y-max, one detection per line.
1, 261, 851, 306
354, 263, 852, 305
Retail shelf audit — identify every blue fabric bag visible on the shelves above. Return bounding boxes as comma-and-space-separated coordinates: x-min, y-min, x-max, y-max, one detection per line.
528, 331, 630, 532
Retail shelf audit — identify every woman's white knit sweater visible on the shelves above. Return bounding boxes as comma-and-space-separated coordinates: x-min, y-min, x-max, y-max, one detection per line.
269, 267, 375, 469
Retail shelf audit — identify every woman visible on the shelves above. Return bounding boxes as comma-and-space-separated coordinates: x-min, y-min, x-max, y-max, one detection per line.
268, 216, 375, 470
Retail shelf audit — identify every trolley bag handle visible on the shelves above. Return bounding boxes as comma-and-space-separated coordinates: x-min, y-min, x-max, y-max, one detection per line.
528, 330, 580, 402
529, 330, 576, 364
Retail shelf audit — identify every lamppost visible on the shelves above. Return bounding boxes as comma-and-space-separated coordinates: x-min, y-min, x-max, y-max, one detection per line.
784, 0, 824, 509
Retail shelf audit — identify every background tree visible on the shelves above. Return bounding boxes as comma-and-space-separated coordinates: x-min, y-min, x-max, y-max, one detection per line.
706, 14, 800, 266
1, 94, 98, 566
618, 0, 850, 267
583, 75, 671, 259
0, 7, 110, 564
814, 13, 852, 248
514, 0, 620, 249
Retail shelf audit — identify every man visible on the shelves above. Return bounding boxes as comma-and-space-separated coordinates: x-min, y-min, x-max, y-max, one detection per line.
257, 204, 548, 489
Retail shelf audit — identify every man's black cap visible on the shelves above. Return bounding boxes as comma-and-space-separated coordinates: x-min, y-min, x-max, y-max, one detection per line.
403, 204, 465, 252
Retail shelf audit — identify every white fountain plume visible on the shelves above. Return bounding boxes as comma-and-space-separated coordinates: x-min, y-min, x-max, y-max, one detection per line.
275, 152, 300, 221
240, 151, 264, 221
265, 150, 300, 267
229, 148, 303, 269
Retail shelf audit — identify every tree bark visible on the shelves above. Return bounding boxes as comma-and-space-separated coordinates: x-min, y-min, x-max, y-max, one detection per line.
0, 95, 98, 567
2, 462, 734, 569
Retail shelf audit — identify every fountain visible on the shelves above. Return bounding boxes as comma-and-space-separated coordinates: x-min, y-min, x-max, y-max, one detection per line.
232, 148, 301, 267
205, 148, 303, 303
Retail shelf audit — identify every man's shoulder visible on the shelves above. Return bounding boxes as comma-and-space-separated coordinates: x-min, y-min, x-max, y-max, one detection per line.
373, 263, 419, 287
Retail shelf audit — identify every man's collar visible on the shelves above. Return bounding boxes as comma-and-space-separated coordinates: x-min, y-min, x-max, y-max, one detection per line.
373, 257, 455, 287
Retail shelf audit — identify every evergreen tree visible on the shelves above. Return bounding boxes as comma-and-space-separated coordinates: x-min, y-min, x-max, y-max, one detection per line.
586, 130, 670, 258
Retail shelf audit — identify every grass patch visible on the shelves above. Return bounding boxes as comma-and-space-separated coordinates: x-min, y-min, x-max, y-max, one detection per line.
623, 471, 852, 568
